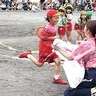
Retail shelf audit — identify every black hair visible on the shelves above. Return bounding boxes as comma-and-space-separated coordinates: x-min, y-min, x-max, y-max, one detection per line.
86, 16, 91, 22
86, 20, 96, 46
40, 0, 45, 4
86, 20, 96, 37
79, 14, 87, 24
45, 16, 52, 22
66, 6, 73, 14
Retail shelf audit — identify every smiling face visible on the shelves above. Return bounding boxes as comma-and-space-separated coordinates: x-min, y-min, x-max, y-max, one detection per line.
49, 16, 59, 26
66, 9, 72, 14
81, 14, 86, 20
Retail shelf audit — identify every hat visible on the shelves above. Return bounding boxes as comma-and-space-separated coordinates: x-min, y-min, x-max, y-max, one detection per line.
86, 12, 92, 18
59, 6, 65, 11
66, 4, 73, 9
81, 11, 86, 15
46, 9, 60, 17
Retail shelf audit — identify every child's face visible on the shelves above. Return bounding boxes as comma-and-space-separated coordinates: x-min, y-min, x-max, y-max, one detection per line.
49, 16, 59, 25
81, 14, 86, 20
66, 9, 71, 14
60, 12, 65, 16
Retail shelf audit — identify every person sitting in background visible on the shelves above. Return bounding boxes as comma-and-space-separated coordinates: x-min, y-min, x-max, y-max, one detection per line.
39, 0, 45, 10
32, 3, 39, 12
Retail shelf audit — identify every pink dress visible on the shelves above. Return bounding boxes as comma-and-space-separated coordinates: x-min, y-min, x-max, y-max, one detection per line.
72, 38, 96, 68
38, 24, 58, 63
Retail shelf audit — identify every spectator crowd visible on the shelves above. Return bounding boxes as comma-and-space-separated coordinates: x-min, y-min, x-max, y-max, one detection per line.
0, 0, 96, 11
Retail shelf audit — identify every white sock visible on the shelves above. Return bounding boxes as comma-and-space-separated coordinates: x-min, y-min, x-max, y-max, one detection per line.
54, 75, 60, 80
27, 54, 32, 59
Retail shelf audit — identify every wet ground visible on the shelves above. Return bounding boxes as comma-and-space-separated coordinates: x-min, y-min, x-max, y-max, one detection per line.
0, 10, 95, 96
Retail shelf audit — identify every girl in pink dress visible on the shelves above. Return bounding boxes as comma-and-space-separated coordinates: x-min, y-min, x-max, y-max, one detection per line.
19, 9, 67, 85
54, 20, 96, 96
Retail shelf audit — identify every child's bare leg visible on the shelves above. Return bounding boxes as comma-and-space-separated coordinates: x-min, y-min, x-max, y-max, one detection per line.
76, 30, 81, 40
66, 31, 68, 41
54, 58, 60, 75
53, 57, 67, 84
67, 31, 72, 42
19, 52, 67, 84
82, 31, 86, 40
28, 55, 43, 67
81, 34, 84, 40
19, 51, 43, 67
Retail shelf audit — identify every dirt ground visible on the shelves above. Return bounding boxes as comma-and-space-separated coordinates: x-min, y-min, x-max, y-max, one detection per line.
0, 10, 95, 96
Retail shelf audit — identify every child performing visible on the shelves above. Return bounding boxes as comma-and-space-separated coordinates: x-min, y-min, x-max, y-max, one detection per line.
19, 9, 67, 85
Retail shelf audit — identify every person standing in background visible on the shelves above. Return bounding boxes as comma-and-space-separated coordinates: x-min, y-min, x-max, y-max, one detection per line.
39, 0, 45, 10
65, 5, 73, 43
74, 11, 87, 41
58, 6, 67, 41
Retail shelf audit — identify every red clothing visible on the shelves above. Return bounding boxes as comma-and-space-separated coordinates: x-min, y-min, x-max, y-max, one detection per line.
74, 23, 79, 30
38, 24, 58, 63
58, 26, 66, 35
66, 23, 72, 31
74, 23, 85, 30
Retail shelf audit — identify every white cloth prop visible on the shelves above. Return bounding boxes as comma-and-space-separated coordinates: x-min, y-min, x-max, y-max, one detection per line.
53, 39, 78, 60
63, 60, 85, 88
53, 39, 85, 88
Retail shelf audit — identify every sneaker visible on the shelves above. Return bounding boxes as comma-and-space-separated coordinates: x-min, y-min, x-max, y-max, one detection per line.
52, 77, 67, 84
19, 51, 32, 58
